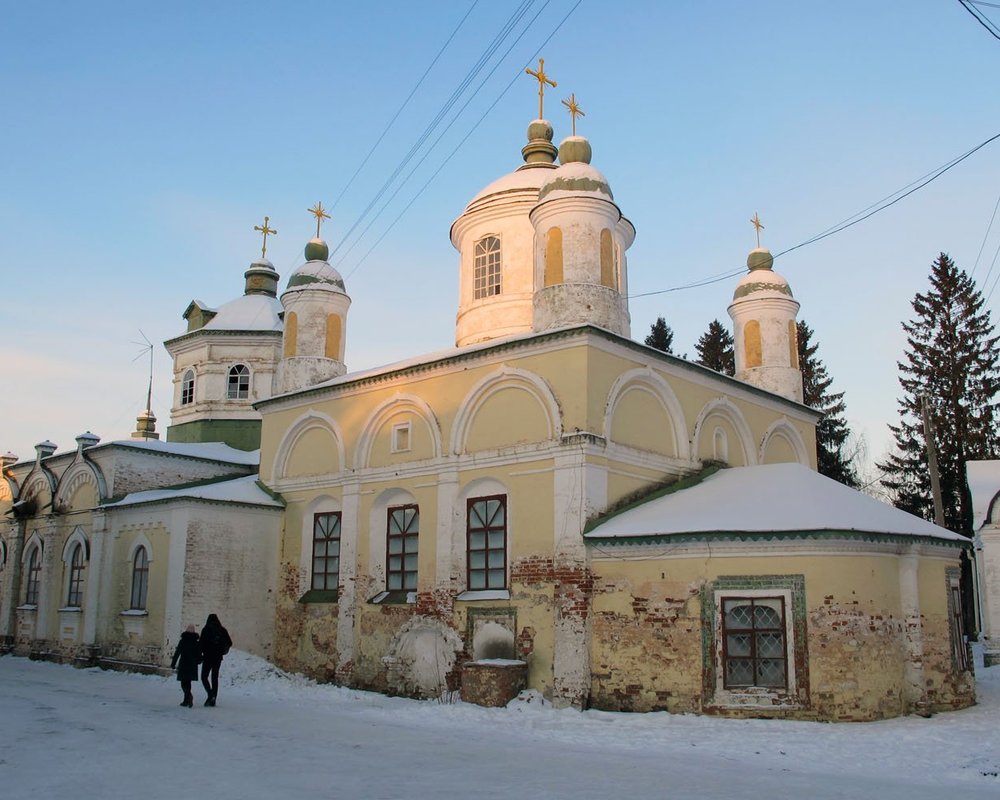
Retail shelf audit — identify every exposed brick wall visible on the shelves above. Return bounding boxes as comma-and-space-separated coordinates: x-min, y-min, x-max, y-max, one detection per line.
460, 661, 527, 707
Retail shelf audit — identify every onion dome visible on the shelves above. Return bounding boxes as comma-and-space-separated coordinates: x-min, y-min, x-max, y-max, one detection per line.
286, 239, 346, 292
461, 119, 558, 214
537, 135, 613, 203
731, 248, 794, 302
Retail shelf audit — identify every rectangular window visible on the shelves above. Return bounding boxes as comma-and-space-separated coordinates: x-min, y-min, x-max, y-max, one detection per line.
467, 495, 506, 590
473, 236, 502, 299
721, 596, 787, 689
386, 505, 419, 591
312, 512, 341, 591
391, 422, 411, 453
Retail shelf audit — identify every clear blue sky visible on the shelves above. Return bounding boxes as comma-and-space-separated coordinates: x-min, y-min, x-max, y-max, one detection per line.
3, 1, 1000, 484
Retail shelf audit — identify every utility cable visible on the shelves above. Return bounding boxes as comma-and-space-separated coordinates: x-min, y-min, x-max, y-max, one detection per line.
343, 0, 583, 278
628, 131, 1000, 300
330, 0, 537, 259
958, 0, 1000, 41
971, 189, 1000, 277
329, 0, 481, 212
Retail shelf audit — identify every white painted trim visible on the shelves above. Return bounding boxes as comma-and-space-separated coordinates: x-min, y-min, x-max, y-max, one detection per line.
271, 409, 347, 481
450, 366, 562, 455
125, 533, 154, 564
299, 495, 342, 598
758, 418, 810, 466
53, 461, 104, 509
691, 397, 758, 466
353, 393, 443, 467
603, 367, 691, 460
61, 526, 89, 564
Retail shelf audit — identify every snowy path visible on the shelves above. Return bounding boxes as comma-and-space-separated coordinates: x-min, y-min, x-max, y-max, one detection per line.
0, 653, 997, 799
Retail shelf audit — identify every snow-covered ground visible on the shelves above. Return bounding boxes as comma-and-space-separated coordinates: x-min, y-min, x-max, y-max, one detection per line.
1, 649, 997, 799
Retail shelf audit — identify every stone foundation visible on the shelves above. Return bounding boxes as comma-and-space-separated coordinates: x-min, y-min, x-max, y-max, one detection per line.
460, 660, 527, 707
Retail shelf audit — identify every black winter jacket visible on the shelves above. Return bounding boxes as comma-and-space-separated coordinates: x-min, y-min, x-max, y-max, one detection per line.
171, 631, 201, 682
200, 615, 233, 664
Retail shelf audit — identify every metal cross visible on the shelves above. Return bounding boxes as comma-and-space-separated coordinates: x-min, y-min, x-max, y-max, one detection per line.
751, 212, 765, 247
561, 93, 585, 136
308, 202, 331, 238
253, 215, 277, 258
525, 57, 557, 119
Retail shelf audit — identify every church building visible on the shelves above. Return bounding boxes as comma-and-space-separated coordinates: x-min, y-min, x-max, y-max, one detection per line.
0, 78, 976, 720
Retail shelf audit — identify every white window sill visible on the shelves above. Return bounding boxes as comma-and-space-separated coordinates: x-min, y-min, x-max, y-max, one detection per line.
456, 589, 510, 602
58, 607, 82, 614
16, 604, 38, 612
120, 609, 149, 617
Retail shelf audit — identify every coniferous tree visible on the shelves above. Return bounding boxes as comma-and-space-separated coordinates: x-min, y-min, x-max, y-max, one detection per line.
645, 317, 674, 354
879, 253, 1000, 534
797, 320, 859, 488
695, 319, 735, 375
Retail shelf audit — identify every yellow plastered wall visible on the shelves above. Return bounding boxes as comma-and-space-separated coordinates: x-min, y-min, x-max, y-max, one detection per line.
284, 312, 298, 358
464, 387, 551, 452
544, 227, 563, 286
325, 315, 342, 360
609, 386, 677, 456
761, 432, 798, 464
745, 320, 762, 368
285, 426, 341, 477
600, 229, 614, 288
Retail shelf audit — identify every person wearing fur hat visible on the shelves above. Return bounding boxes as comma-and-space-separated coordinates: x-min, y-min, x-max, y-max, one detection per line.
199, 613, 233, 707
170, 625, 201, 708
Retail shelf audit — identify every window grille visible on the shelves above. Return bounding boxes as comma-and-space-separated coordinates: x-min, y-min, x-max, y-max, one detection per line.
467, 495, 506, 590
386, 505, 419, 591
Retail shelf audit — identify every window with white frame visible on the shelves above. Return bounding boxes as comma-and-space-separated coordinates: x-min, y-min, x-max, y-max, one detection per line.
312, 512, 341, 591
181, 370, 195, 405
25, 545, 41, 606
66, 543, 85, 607
130, 546, 149, 611
473, 236, 501, 299
467, 495, 507, 590
386, 505, 418, 591
721, 596, 788, 689
227, 364, 250, 399
391, 421, 411, 453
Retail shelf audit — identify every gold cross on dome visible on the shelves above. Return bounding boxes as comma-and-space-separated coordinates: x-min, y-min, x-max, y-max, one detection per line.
525, 57, 557, 119
253, 215, 277, 258
751, 212, 765, 247
561, 93, 585, 136
308, 202, 331, 238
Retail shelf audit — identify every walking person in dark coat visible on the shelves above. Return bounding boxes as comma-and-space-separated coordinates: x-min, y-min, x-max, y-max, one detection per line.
199, 613, 233, 707
170, 624, 201, 707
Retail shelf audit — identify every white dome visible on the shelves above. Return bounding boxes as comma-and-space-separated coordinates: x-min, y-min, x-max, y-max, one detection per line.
202, 293, 283, 332
285, 260, 347, 293
537, 160, 613, 203
464, 163, 556, 212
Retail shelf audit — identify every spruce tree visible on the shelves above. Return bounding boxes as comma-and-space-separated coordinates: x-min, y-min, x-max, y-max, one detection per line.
879, 253, 1000, 534
797, 320, 859, 488
644, 316, 674, 353
695, 319, 735, 376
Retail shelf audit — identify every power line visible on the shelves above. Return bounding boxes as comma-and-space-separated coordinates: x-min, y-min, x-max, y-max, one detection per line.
330, 0, 538, 260
970, 188, 1000, 277
958, 0, 1000, 41
343, 0, 584, 278
628, 130, 1000, 300
329, 1, 481, 212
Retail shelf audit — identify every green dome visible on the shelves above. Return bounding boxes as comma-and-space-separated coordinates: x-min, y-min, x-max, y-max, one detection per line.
304, 238, 330, 262
747, 248, 774, 271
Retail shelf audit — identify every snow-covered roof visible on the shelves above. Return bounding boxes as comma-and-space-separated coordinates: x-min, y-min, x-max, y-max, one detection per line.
967, 460, 1000, 530
201, 293, 283, 333
585, 463, 966, 543
465, 163, 555, 210
102, 440, 260, 466
104, 475, 281, 509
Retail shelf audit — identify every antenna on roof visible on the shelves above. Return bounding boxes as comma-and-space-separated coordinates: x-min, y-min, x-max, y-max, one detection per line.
130, 330, 160, 441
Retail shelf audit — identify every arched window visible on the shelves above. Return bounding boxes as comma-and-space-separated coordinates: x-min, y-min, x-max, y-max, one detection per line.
181, 370, 195, 405
744, 320, 762, 368
600, 229, 615, 288
67, 543, 85, 607
130, 546, 149, 610
227, 364, 250, 399
25, 546, 41, 606
473, 236, 502, 299
544, 228, 563, 287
